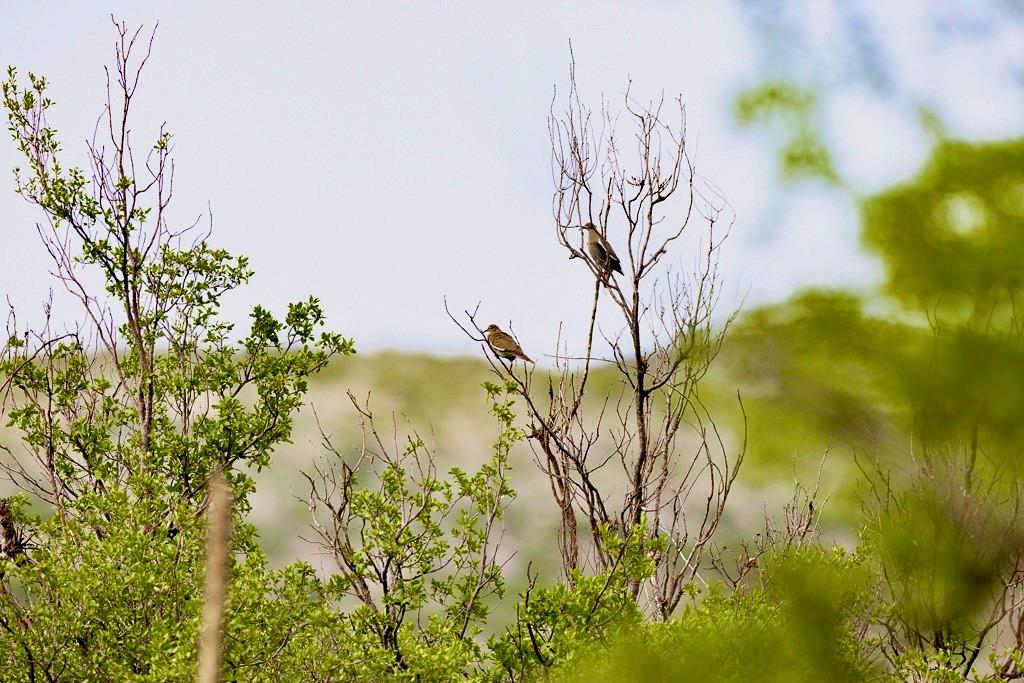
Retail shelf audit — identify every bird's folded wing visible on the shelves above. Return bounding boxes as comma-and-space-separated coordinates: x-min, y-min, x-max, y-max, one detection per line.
490, 333, 520, 352
601, 237, 620, 263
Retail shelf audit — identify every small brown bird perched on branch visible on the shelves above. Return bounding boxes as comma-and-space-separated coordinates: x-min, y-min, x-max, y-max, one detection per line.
484, 324, 534, 364
583, 223, 623, 276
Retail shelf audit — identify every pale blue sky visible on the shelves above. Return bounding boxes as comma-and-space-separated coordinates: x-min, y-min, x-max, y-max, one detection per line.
2, 2, 1022, 357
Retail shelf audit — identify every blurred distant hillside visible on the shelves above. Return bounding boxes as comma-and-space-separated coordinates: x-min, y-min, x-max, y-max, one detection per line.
0, 342, 865, 574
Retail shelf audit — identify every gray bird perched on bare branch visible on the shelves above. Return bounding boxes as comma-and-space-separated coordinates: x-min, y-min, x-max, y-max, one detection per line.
484, 324, 534, 364
583, 223, 623, 276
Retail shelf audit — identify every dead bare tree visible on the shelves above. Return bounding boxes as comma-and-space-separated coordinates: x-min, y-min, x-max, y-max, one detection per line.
453, 59, 746, 619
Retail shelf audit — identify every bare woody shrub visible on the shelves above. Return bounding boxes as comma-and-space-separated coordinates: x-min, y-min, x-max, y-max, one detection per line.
453, 60, 746, 619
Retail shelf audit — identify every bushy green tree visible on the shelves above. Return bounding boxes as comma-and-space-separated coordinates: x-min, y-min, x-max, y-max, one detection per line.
0, 21, 356, 680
